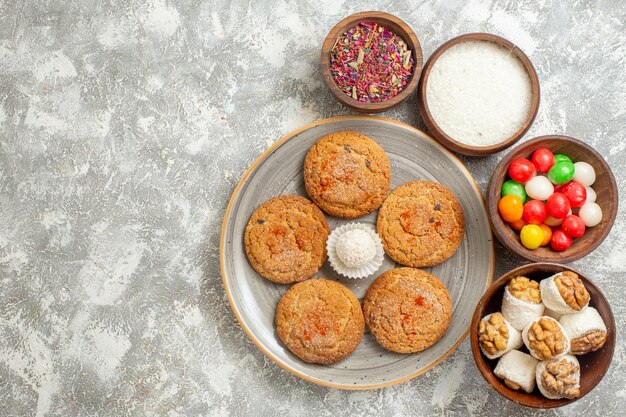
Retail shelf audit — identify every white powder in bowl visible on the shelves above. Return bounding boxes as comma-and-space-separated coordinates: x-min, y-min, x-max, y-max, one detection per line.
426, 40, 533, 147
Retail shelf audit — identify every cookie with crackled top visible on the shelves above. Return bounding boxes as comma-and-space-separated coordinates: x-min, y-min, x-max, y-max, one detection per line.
275, 278, 364, 364
362, 268, 452, 353
377, 180, 464, 268
244, 195, 330, 284
304, 131, 391, 218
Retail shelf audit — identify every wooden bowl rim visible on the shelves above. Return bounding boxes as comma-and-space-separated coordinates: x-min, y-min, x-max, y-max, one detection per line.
417, 32, 540, 156
320, 11, 423, 113
470, 262, 616, 408
486, 135, 619, 263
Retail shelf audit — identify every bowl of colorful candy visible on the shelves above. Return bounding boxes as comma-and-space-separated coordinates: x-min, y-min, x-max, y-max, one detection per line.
320, 11, 423, 113
487, 135, 618, 263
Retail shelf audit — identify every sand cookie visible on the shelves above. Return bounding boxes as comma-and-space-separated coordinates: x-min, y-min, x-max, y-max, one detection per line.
275, 278, 364, 365
244, 195, 330, 284
377, 180, 465, 267
362, 268, 452, 353
304, 131, 391, 218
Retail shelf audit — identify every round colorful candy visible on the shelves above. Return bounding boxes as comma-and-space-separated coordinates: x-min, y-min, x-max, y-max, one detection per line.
508, 158, 536, 184
548, 161, 575, 185
508, 218, 527, 231
546, 193, 570, 219
522, 200, 547, 224
579, 202, 603, 227
544, 216, 562, 227
553, 154, 572, 165
501, 179, 527, 202
525, 176, 553, 201
561, 215, 586, 238
551, 229, 573, 251
544, 209, 572, 226
561, 181, 587, 208
531, 148, 555, 173
498, 195, 524, 222
573, 161, 596, 186
538, 223, 552, 246
585, 186, 597, 203
520, 224, 544, 250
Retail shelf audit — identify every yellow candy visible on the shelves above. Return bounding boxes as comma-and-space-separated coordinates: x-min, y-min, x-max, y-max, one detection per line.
520, 224, 544, 250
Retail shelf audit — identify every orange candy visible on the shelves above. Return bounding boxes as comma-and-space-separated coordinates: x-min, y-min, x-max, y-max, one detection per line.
498, 195, 524, 222
508, 218, 527, 231
539, 223, 552, 246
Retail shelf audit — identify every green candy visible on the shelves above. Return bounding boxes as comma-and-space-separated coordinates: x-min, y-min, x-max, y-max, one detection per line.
553, 154, 572, 165
548, 161, 575, 185
501, 179, 527, 203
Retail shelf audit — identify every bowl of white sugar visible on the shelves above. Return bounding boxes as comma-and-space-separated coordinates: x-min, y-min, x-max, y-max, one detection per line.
418, 33, 540, 156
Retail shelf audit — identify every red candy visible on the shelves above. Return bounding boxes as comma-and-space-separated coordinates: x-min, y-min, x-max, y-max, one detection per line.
532, 148, 555, 173
561, 215, 586, 238
551, 229, 573, 251
522, 200, 547, 224
561, 181, 587, 208
508, 158, 536, 184
546, 193, 570, 219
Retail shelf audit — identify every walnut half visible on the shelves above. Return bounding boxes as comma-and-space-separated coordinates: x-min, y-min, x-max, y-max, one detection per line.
554, 271, 589, 311
508, 276, 541, 303
527, 317, 567, 360
478, 313, 509, 356
540, 358, 580, 399
570, 331, 607, 355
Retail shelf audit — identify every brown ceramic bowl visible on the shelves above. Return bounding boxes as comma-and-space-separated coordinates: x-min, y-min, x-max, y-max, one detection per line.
470, 263, 616, 408
487, 135, 618, 263
418, 33, 540, 156
320, 11, 423, 113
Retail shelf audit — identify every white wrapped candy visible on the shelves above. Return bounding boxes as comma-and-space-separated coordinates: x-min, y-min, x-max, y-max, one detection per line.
494, 350, 539, 393
540, 272, 590, 315
501, 278, 545, 331
326, 223, 384, 279
536, 355, 581, 400
560, 307, 608, 355
478, 313, 523, 360
543, 307, 563, 321
522, 316, 570, 360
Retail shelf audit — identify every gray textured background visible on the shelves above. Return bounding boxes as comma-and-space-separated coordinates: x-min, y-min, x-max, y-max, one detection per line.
0, 0, 624, 416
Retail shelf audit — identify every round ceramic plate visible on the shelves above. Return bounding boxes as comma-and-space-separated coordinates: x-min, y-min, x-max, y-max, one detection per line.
220, 116, 494, 389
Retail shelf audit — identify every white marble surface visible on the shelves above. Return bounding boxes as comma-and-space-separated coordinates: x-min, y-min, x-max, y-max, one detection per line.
0, 0, 624, 416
